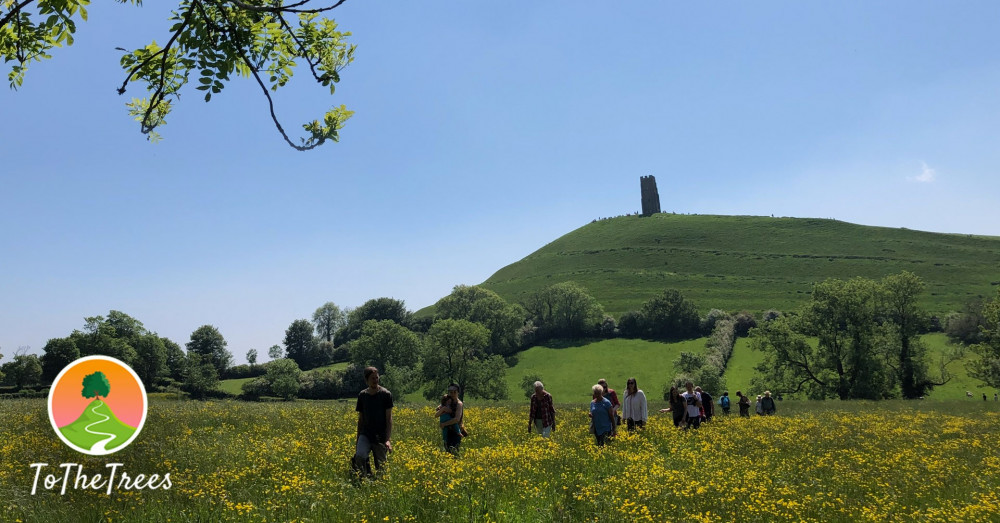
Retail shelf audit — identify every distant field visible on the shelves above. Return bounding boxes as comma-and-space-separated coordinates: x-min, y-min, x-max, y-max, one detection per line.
464, 214, 1000, 318
502, 338, 708, 402
219, 362, 349, 395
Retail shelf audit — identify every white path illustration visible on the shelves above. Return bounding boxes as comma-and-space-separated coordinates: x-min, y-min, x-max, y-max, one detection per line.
84, 400, 116, 453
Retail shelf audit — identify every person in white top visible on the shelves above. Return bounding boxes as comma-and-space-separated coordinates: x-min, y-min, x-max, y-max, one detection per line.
681, 381, 703, 430
622, 377, 648, 431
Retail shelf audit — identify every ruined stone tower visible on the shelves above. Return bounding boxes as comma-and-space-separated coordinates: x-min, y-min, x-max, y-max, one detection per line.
640, 175, 661, 216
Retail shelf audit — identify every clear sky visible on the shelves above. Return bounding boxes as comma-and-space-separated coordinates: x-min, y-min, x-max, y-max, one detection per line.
3, 1, 1000, 363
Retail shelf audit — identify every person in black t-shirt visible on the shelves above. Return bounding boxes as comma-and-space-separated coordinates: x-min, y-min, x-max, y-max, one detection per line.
353, 366, 393, 477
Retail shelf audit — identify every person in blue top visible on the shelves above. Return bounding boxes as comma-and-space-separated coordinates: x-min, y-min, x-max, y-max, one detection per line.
589, 384, 616, 446
434, 394, 461, 453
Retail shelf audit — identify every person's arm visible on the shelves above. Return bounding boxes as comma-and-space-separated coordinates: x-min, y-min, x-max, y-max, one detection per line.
357, 412, 364, 436
607, 404, 616, 433
441, 402, 463, 428
384, 407, 393, 451
639, 391, 647, 423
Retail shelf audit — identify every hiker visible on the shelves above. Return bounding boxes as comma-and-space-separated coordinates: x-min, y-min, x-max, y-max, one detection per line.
598, 379, 621, 429
719, 391, 731, 416
439, 384, 465, 453
354, 367, 393, 477
590, 384, 616, 445
761, 391, 777, 415
755, 395, 763, 415
528, 381, 556, 437
659, 386, 686, 427
681, 381, 703, 430
622, 377, 648, 431
697, 386, 714, 422
736, 390, 751, 418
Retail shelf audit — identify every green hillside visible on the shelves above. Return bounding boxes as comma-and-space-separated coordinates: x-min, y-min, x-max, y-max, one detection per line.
477, 214, 1000, 317
58, 400, 136, 452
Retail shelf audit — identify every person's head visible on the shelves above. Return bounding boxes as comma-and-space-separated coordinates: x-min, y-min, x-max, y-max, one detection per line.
685, 381, 694, 392
764, 391, 771, 397
626, 378, 638, 395
736, 390, 743, 398
592, 384, 604, 400
723, 391, 729, 397
597, 379, 608, 393
695, 386, 702, 393
363, 367, 379, 388
756, 395, 762, 400
534, 381, 544, 395
440, 394, 452, 408
670, 386, 680, 399
447, 383, 460, 399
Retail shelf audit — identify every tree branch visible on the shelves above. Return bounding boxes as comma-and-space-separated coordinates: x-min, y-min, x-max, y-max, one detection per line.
0, 0, 35, 29
224, 0, 348, 15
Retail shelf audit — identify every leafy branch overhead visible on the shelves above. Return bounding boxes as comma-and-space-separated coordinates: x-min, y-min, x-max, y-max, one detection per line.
1, 0, 355, 150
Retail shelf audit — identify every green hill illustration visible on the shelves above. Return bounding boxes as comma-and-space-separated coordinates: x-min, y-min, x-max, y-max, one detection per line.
58, 371, 136, 453
59, 400, 136, 452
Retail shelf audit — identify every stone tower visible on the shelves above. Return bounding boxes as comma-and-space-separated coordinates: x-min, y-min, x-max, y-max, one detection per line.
640, 175, 661, 216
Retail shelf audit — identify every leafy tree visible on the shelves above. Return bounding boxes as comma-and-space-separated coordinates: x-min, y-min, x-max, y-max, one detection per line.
266, 358, 302, 400
338, 298, 413, 343
2, 0, 356, 149
0, 350, 5, 383
312, 302, 346, 344
163, 338, 186, 381
132, 334, 167, 387
247, 348, 258, 368
421, 319, 507, 401
523, 282, 604, 340
380, 363, 423, 397
105, 310, 148, 341
641, 289, 701, 341
349, 320, 420, 373
968, 289, 1000, 388
435, 285, 525, 357
183, 352, 219, 399
284, 319, 320, 370
617, 310, 644, 339
81, 371, 110, 400
944, 299, 987, 345
41, 337, 80, 383
733, 311, 758, 338
4, 353, 43, 389
186, 325, 232, 377
71, 317, 139, 366
700, 308, 732, 334
268, 344, 283, 360
881, 271, 933, 398
751, 278, 890, 400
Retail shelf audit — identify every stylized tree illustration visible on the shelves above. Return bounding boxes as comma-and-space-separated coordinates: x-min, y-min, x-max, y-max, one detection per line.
81, 372, 111, 401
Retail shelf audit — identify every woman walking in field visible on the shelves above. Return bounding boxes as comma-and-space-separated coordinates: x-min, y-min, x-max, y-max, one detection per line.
589, 384, 616, 446
659, 386, 686, 427
622, 378, 647, 431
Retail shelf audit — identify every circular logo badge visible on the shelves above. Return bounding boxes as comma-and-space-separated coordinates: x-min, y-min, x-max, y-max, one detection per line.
47, 356, 148, 456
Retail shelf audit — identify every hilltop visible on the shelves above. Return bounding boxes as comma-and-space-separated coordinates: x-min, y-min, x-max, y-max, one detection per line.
472, 214, 1000, 316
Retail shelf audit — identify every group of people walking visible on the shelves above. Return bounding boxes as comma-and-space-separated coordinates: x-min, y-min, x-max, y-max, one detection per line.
352, 367, 780, 477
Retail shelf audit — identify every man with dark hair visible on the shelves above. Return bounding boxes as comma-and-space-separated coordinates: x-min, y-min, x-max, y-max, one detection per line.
696, 386, 714, 422
353, 366, 393, 477
681, 381, 703, 430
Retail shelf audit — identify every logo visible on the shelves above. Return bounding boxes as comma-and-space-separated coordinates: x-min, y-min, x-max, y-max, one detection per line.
47, 355, 148, 456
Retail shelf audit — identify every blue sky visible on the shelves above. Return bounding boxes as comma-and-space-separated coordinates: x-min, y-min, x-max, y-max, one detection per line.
3, 1, 1000, 362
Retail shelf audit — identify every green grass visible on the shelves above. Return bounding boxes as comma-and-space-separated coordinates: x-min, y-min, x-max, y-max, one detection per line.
457, 214, 1000, 318
922, 333, 995, 399
503, 337, 707, 402
57, 399, 136, 451
721, 337, 763, 394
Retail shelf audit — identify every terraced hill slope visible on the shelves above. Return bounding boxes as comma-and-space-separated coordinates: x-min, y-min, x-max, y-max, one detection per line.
478, 214, 1000, 316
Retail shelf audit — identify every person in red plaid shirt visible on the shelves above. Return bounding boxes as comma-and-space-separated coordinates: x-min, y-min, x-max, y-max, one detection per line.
528, 381, 556, 437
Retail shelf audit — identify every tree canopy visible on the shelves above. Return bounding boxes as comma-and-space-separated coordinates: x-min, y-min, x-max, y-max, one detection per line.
1, 0, 355, 149
81, 370, 110, 400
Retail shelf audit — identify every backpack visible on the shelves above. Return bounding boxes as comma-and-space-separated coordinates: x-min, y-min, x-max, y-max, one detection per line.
720, 395, 730, 408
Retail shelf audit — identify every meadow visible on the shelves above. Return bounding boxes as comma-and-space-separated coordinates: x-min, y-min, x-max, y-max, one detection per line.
2, 398, 999, 522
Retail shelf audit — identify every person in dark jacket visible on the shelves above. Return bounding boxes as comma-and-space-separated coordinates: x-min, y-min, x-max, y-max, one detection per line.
761, 390, 777, 415
736, 390, 751, 418
659, 386, 686, 427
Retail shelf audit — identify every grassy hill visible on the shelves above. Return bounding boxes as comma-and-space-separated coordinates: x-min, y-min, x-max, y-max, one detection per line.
58, 399, 136, 451
473, 214, 1000, 317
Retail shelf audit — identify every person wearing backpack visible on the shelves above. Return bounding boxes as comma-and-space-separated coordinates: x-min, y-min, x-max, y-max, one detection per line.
719, 391, 731, 416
